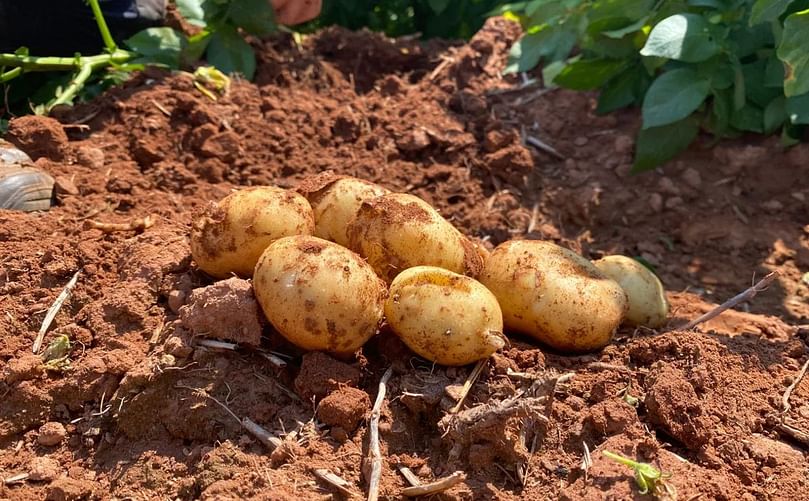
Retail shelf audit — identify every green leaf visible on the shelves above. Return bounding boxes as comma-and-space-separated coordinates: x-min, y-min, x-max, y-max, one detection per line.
176, 0, 207, 27
632, 117, 699, 172
642, 67, 711, 128
750, 0, 795, 25
229, 0, 276, 35
764, 96, 787, 132
505, 28, 576, 73
730, 104, 764, 132
553, 58, 627, 90
711, 89, 732, 134
542, 60, 567, 88
778, 9, 809, 97
429, 0, 451, 14
602, 17, 648, 38
125, 28, 185, 68
640, 14, 720, 62
206, 26, 256, 79
765, 56, 785, 87
786, 92, 809, 123
597, 67, 646, 114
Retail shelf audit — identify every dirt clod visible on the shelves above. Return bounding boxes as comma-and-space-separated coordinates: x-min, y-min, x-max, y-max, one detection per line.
29, 456, 61, 481
179, 277, 263, 346
316, 386, 371, 432
294, 352, 361, 401
37, 422, 67, 447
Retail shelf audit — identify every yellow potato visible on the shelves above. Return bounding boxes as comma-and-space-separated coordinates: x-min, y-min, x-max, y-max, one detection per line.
253, 235, 387, 355
478, 240, 628, 352
296, 172, 390, 247
592, 255, 668, 328
346, 193, 484, 283
385, 266, 505, 366
190, 187, 314, 279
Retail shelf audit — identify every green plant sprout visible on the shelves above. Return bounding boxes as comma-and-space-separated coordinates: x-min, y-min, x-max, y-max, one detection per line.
620, 381, 640, 408
41, 334, 72, 371
602, 450, 676, 499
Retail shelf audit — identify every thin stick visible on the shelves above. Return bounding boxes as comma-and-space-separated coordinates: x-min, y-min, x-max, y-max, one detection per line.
397, 466, 421, 487
196, 339, 238, 350
3, 473, 28, 485
677, 271, 779, 331
450, 358, 488, 414
587, 362, 632, 373
366, 367, 393, 501
776, 421, 809, 447
524, 135, 565, 160
259, 351, 288, 368
313, 468, 359, 498
85, 214, 155, 233
401, 471, 466, 497
782, 358, 809, 417
33, 271, 80, 353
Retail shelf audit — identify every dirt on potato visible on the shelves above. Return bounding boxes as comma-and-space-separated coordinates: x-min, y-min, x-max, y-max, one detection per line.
1, 17, 809, 500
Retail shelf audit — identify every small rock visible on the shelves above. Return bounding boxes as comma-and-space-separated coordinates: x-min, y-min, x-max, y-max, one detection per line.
397, 129, 431, 151
37, 422, 67, 446
53, 176, 79, 196
163, 334, 193, 359
613, 135, 634, 155
648, 193, 663, 213
681, 168, 702, 189
75, 146, 105, 169
657, 177, 679, 196
665, 196, 683, 209
761, 199, 784, 212
167, 289, 186, 314
29, 456, 60, 481
573, 136, 588, 146
792, 192, 806, 202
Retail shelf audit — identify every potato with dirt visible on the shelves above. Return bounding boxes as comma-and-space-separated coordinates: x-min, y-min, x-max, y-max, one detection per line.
252, 235, 387, 355
385, 266, 505, 366
346, 193, 484, 283
190, 187, 315, 279
295, 172, 390, 247
478, 240, 628, 352
593, 255, 668, 328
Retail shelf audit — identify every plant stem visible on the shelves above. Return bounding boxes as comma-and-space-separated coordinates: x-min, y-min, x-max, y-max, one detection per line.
0, 51, 134, 72
48, 64, 93, 112
602, 450, 639, 468
0, 67, 22, 83
87, 0, 118, 53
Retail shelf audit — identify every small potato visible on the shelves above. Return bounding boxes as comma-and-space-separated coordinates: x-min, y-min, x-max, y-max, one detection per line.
253, 236, 387, 355
592, 255, 668, 328
296, 172, 390, 247
479, 240, 628, 352
385, 266, 504, 366
346, 193, 483, 283
191, 187, 314, 279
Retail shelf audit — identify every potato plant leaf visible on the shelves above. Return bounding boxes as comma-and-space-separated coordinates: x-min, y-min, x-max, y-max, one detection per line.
640, 14, 720, 62
777, 9, 809, 97
632, 117, 699, 173
750, 0, 795, 25
229, 0, 276, 36
553, 58, 627, 90
786, 92, 809, 124
641, 67, 710, 128
125, 28, 185, 68
207, 26, 256, 79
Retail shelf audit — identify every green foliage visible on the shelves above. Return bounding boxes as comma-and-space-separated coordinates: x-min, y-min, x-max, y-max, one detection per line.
302, 0, 505, 39
502, 0, 809, 171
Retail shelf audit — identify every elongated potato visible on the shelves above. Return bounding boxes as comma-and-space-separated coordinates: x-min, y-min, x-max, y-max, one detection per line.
253, 236, 387, 355
296, 172, 390, 247
346, 193, 483, 283
191, 187, 314, 279
478, 240, 628, 352
385, 266, 505, 366
593, 255, 668, 328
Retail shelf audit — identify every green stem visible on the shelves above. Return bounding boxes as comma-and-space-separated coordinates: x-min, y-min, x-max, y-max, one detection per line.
0, 67, 22, 83
0, 50, 134, 71
87, 0, 118, 53
602, 450, 640, 469
47, 64, 93, 112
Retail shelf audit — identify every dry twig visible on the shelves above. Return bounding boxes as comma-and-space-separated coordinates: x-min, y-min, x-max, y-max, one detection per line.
33, 271, 80, 353
782, 358, 809, 417
401, 471, 466, 497
85, 214, 155, 233
196, 339, 238, 350
677, 271, 779, 331
776, 421, 809, 447
3, 473, 28, 485
365, 367, 393, 501
397, 466, 421, 487
450, 358, 488, 414
524, 135, 565, 160
313, 468, 359, 498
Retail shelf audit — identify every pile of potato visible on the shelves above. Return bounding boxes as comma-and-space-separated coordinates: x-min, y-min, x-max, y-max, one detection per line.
190, 172, 668, 366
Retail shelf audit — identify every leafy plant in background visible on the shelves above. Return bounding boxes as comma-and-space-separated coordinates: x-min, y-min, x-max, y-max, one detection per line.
304, 0, 506, 39
0, 0, 274, 121
500, 0, 809, 171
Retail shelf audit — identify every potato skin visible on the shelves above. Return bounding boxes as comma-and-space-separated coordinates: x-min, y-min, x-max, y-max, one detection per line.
296, 172, 390, 247
593, 255, 668, 328
346, 193, 484, 283
191, 187, 314, 279
253, 236, 387, 355
385, 266, 504, 366
478, 240, 628, 352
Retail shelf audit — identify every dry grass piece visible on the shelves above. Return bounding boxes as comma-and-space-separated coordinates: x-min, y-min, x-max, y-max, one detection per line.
312, 468, 359, 498
450, 358, 488, 414
33, 270, 80, 353
401, 471, 466, 497
365, 367, 393, 501
782, 358, 809, 417
85, 214, 155, 233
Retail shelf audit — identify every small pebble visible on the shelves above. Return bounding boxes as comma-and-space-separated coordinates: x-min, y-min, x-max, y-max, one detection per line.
681, 168, 702, 189
37, 422, 67, 446
648, 193, 663, 213
665, 196, 683, 209
29, 457, 60, 481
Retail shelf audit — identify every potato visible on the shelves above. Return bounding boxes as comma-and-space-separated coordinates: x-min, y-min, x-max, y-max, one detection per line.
296, 172, 390, 247
592, 255, 668, 328
385, 267, 504, 366
346, 193, 484, 283
253, 235, 387, 355
478, 240, 628, 352
191, 187, 314, 279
